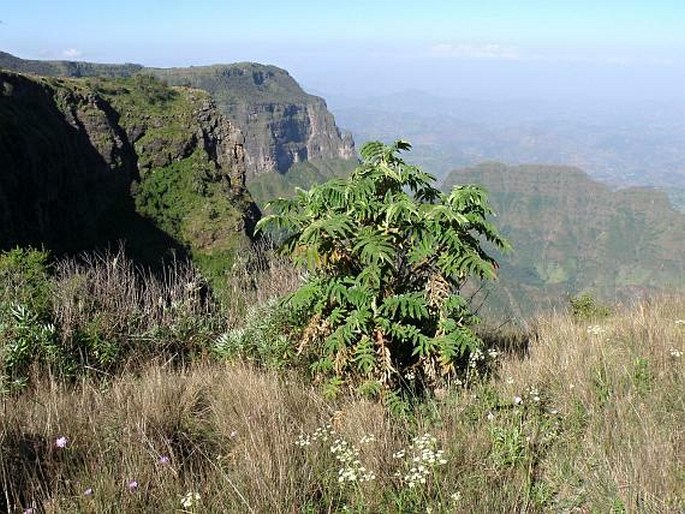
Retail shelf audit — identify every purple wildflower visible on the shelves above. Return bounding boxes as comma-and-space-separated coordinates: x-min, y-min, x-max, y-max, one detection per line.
23, 509, 35, 514
84, 487, 94, 496
158, 455, 170, 465
55, 436, 69, 448
127, 479, 139, 492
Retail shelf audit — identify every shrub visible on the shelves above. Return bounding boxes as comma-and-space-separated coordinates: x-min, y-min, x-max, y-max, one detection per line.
212, 299, 295, 369
0, 248, 56, 391
257, 140, 509, 394
0, 247, 52, 319
568, 293, 611, 321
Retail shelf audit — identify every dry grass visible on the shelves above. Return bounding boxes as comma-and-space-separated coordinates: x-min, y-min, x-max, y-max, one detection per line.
1, 296, 683, 513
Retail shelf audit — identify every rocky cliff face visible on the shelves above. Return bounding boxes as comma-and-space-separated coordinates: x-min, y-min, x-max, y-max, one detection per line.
224, 98, 356, 180
0, 53, 356, 182
149, 63, 356, 180
0, 70, 258, 271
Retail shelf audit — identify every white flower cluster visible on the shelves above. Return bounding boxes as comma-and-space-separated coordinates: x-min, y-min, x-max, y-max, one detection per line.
487, 348, 499, 360
331, 438, 375, 483
359, 434, 376, 445
469, 348, 485, 368
395, 433, 447, 488
513, 385, 542, 406
295, 423, 335, 447
675, 319, 685, 326
670, 347, 683, 358
587, 325, 607, 336
527, 385, 541, 403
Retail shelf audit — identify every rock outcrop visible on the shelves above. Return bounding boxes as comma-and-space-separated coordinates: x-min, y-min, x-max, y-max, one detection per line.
0, 70, 258, 272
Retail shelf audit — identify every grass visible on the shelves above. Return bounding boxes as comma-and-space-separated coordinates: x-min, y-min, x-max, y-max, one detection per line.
0, 249, 683, 512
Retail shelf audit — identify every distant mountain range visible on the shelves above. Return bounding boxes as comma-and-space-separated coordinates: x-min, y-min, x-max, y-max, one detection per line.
442, 163, 685, 315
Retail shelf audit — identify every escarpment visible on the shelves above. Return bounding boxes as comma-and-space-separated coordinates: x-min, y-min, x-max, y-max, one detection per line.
0, 70, 259, 274
1, 52, 357, 183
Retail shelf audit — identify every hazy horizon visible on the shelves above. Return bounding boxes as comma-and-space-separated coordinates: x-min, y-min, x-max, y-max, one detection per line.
2, 0, 684, 104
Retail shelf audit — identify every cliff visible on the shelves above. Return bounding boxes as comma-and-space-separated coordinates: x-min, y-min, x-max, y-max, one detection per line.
143, 63, 356, 180
0, 70, 258, 276
0, 52, 356, 181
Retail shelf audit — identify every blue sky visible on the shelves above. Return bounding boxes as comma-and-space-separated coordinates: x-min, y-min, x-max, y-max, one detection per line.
1, 1, 684, 100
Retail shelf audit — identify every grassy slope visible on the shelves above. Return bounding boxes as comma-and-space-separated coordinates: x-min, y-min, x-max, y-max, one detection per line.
444, 163, 685, 315
2, 296, 683, 513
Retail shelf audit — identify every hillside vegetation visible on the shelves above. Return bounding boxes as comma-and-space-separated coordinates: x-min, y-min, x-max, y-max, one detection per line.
2, 54, 683, 513
1, 245, 683, 512
443, 162, 685, 315
1, 142, 683, 512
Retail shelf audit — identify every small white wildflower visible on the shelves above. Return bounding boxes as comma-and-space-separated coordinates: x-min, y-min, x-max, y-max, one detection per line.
487, 348, 499, 359
675, 319, 685, 325
670, 347, 683, 358
451, 491, 462, 502
486, 411, 495, 422
359, 434, 376, 445
513, 396, 523, 405
180, 491, 200, 509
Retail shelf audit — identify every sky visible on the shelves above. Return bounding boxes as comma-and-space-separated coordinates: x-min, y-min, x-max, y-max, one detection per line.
1, 1, 684, 102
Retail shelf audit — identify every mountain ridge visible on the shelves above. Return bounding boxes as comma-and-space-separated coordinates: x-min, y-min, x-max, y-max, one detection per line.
443, 162, 685, 315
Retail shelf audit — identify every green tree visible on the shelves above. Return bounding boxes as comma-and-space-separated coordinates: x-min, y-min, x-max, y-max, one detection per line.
257, 141, 509, 394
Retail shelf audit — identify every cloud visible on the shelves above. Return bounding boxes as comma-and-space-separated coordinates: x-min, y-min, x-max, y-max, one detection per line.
62, 48, 83, 59
428, 43, 520, 61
